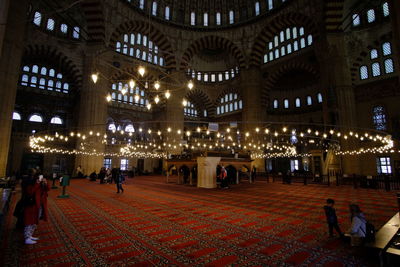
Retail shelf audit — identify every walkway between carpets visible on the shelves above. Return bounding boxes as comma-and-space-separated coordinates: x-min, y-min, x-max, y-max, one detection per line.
1, 176, 398, 266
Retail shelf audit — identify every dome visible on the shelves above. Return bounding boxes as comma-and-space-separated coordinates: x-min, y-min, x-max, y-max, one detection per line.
122, 0, 290, 29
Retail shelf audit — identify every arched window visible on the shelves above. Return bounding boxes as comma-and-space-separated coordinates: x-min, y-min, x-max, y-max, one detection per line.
204, 13, 208, 26
263, 26, 313, 64
108, 123, 116, 131
372, 62, 381, 77
216, 12, 221, 25
165, 6, 170, 20
47, 19, 55, 31
29, 114, 43, 123
352, 14, 360, 26
73, 27, 80, 39
191, 12, 196, 25
50, 116, 63, 125
184, 101, 198, 117
152, 1, 157, 16
12, 112, 21, 120
284, 99, 289, 109
125, 124, 135, 133
360, 65, 369, 80
255, 2, 260, 16
218, 93, 241, 115
373, 106, 387, 130
116, 31, 164, 66
21, 64, 69, 93
229, 10, 234, 24
139, 0, 144, 9
307, 96, 312, 105
30, 76, 37, 87
267, 0, 274, 10
367, 9, 375, 23
273, 99, 278, 109
33, 12, 42, 26
383, 2, 390, 17
295, 98, 301, 107
60, 24, 68, 34
384, 59, 394, 73
317, 93, 323, 103
21, 74, 29, 86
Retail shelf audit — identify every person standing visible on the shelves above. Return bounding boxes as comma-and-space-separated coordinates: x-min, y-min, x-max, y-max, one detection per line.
220, 166, 228, 189
323, 199, 343, 238
116, 170, 125, 193
22, 171, 50, 244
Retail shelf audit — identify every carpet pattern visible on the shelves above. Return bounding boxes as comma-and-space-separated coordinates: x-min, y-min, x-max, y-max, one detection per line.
1, 176, 398, 266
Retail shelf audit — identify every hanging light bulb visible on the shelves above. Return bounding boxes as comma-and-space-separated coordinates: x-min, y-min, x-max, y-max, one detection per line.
165, 90, 171, 99
138, 66, 145, 77
91, 73, 98, 84
121, 86, 128, 95
154, 95, 160, 104
106, 94, 112, 102
147, 103, 152, 110
188, 80, 194, 90
134, 94, 140, 102
129, 79, 135, 89
154, 81, 160, 90
182, 98, 188, 106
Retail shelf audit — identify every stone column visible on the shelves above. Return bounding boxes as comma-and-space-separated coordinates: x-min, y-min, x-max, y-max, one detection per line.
74, 48, 109, 175
163, 71, 185, 155
0, 0, 28, 177
240, 67, 264, 132
197, 157, 221, 188
240, 67, 265, 171
323, 35, 360, 174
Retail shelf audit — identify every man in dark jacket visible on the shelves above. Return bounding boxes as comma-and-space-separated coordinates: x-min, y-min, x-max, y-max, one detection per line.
324, 198, 343, 238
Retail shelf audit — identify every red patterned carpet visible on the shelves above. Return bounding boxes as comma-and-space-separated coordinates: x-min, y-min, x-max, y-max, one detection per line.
1, 176, 398, 266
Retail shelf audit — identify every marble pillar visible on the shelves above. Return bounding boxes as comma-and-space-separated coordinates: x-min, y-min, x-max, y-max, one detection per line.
0, 0, 28, 176
197, 157, 221, 188
74, 50, 109, 175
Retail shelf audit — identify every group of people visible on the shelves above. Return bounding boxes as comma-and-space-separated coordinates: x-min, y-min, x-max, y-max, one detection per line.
88, 167, 125, 193
324, 199, 371, 246
14, 168, 50, 245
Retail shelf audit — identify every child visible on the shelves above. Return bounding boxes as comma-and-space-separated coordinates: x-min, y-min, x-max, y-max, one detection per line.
323, 198, 343, 238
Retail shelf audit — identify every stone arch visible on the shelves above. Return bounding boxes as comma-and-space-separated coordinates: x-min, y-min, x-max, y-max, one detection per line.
180, 35, 246, 70
185, 88, 213, 117
262, 61, 319, 107
324, 0, 345, 33
109, 20, 176, 69
214, 87, 243, 106
250, 12, 319, 67
22, 45, 82, 90
80, 0, 105, 43
349, 33, 392, 84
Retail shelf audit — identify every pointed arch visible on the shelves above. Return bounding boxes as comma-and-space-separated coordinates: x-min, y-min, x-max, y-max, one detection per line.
180, 35, 246, 70
262, 61, 319, 107
250, 13, 319, 66
109, 20, 176, 69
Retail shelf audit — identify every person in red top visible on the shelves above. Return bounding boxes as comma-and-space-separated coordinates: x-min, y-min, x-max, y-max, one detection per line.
220, 165, 229, 189
23, 170, 50, 245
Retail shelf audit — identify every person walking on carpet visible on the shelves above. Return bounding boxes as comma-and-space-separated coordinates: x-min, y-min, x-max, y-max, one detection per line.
116, 169, 125, 193
323, 198, 344, 238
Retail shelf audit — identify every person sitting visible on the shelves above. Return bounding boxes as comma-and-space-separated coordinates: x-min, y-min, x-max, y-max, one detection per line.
89, 171, 97, 181
346, 204, 367, 246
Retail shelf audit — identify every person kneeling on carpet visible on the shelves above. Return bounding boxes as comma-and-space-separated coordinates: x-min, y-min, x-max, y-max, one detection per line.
345, 204, 367, 246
